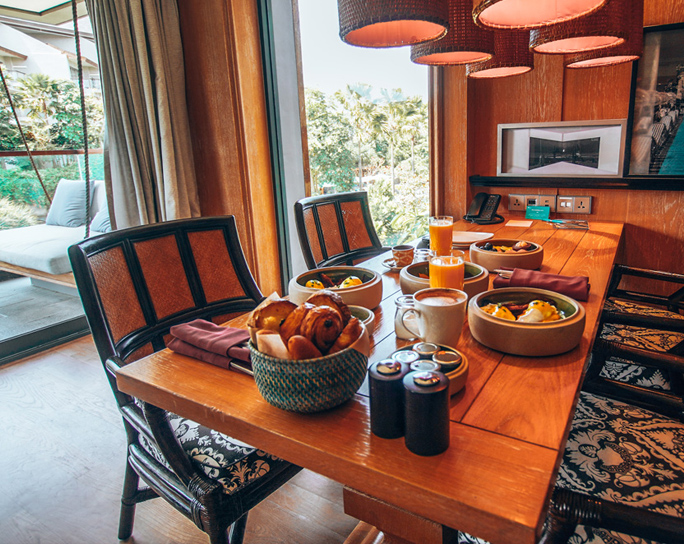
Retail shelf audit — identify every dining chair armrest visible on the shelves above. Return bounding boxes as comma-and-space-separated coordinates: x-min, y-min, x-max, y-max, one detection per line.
603, 309, 684, 332
141, 401, 224, 499
540, 488, 684, 544
595, 338, 684, 374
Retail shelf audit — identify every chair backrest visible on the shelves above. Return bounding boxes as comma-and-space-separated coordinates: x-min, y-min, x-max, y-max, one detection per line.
68, 216, 263, 373
294, 191, 387, 269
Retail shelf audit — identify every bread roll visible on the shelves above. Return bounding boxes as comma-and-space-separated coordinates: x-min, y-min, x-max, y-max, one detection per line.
287, 335, 323, 360
328, 317, 362, 354
299, 305, 344, 353
279, 302, 315, 343
248, 298, 297, 331
306, 289, 351, 326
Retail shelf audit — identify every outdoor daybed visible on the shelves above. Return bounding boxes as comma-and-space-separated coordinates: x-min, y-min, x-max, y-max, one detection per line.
0, 179, 110, 287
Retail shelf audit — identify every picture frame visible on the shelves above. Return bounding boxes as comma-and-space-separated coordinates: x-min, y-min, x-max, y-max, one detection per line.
625, 23, 684, 177
497, 120, 627, 177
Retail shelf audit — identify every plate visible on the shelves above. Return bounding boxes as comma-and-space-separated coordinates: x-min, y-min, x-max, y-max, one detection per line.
382, 258, 405, 272
452, 231, 494, 248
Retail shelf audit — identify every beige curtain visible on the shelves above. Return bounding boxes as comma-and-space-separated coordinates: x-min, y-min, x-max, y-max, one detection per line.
85, 0, 200, 228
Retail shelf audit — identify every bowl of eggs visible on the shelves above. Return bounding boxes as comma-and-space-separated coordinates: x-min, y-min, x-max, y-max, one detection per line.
288, 266, 383, 309
468, 287, 586, 356
469, 239, 543, 272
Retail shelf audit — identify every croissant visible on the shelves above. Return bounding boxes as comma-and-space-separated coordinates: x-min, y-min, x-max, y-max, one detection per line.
306, 290, 351, 326
299, 305, 344, 353
328, 317, 362, 354
287, 335, 323, 360
280, 302, 314, 343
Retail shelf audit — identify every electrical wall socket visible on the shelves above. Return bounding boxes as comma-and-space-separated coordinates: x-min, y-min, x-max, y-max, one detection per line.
557, 196, 593, 214
509, 194, 526, 211
537, 195, 556, 212
573, 196, 592, 214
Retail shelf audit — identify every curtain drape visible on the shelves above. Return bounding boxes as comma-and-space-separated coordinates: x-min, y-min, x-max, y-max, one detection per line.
85, 0, 200, 228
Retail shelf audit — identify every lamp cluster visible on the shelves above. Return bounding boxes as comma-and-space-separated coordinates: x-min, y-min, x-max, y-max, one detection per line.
337, 0, 644, 78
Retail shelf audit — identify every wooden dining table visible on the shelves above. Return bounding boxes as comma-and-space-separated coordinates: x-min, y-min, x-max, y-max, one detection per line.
116, 219, 624, 544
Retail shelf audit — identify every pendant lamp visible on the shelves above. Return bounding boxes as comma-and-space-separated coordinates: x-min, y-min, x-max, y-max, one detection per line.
411, 0, 494, 65
530, 0, 627, 54
565, 0, 642, 68
473, 0, 607, 30
467, 30, 534, 78
338, 0, 449, 48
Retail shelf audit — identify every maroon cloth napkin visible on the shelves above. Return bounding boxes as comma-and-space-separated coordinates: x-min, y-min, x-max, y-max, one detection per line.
167, 319, 251, 370
492, 268, 590, 301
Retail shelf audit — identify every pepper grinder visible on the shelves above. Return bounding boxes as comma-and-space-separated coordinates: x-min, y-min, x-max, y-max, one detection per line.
369, 360, 410, 439
403, 371, 450, 456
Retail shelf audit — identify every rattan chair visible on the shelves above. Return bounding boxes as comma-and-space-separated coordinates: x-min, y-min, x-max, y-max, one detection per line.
294, 191, 390, 269
459, 266, 684, 544
584, 265, 684, 418
68, 216, 301, 544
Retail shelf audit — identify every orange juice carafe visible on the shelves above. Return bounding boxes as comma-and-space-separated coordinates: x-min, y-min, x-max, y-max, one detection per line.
429, 254, 465, 290
429, 216, 453, 256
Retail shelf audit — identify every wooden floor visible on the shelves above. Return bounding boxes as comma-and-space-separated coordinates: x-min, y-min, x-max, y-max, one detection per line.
0, 335, 360, 544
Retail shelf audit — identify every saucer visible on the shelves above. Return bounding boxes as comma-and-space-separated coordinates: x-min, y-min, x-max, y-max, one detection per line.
452, 231, 494, 248
382, 258, 406, 272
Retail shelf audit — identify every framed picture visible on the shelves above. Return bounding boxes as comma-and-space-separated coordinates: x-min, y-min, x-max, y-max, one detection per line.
497, 120, 627, 177
626, 23, 684, 176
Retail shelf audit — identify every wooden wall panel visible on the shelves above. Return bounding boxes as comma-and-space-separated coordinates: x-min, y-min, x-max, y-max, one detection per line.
179, 0, 281, 294
562, 63, 632, 121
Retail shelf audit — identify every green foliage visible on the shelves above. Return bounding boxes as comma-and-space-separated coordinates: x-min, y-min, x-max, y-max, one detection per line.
1, 73, 104, 151
0, 196, 38, 230
304, 84, 429, 245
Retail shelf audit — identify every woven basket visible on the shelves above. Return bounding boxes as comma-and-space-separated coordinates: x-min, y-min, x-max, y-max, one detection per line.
249, 342, 368, 413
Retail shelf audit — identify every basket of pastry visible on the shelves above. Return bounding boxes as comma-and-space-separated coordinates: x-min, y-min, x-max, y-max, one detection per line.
246, 290, 370, 413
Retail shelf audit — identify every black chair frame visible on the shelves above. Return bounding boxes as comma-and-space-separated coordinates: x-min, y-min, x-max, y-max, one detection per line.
69, 216, 300, 544
294, 191, 390, 269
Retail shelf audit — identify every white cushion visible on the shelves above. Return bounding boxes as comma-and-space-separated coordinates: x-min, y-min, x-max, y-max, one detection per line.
0, 224, 92, 275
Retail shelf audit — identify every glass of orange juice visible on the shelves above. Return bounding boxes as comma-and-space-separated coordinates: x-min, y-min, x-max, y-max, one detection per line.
429, 216, 453, 256
429, 251, 465, 290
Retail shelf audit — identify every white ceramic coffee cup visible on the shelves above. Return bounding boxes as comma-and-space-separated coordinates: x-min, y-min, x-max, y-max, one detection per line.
400, 288, 467, 348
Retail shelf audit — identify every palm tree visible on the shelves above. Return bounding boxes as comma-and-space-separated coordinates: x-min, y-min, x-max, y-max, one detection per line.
335, 84, 381, 187
378, 89, 422, 191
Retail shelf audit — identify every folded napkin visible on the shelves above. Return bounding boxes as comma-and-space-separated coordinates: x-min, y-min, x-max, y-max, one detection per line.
168, 319, 251, 371
492, 268, 590, 301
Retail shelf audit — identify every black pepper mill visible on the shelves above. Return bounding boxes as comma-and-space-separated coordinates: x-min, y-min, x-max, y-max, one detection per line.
369, 360, 410, 439
403, 371, 450, 456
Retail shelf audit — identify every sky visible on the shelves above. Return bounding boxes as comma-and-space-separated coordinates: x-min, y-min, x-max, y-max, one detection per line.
297, 0, 429, 100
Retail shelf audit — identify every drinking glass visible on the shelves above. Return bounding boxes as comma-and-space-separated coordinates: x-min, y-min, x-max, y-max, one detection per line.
429, 216, 453, 256
429, 251, 465, 290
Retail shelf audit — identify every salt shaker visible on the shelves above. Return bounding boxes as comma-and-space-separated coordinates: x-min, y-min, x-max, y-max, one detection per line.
369, 360, 410, 439
403, 371, 450, 456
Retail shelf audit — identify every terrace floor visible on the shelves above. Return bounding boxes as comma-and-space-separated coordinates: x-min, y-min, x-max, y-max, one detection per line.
0, 273, 88, 365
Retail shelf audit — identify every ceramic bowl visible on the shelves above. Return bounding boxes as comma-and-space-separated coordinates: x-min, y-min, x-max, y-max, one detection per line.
468, 287, 586, 356
399, 261, 490, 299
288, 266, 383, 309
469, 239, 543, 272
349, 305, 375, 335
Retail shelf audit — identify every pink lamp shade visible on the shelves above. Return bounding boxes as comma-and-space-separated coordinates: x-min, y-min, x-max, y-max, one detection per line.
473, 0, 608, 30
411, 0, 494, 65
467, 30, 534, 78
338, 0, 449, 48
530, 0, 627, 54
565, 0, 643, 68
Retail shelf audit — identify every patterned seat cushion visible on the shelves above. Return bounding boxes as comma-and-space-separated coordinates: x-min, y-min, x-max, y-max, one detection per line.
604, 299, 684, 321
138, 413, 288, 495
458, 392, 684, 544
596, 321, 684, 391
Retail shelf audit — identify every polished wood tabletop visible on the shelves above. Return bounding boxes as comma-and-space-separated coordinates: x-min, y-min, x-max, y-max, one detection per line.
116, 219, 624, 544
